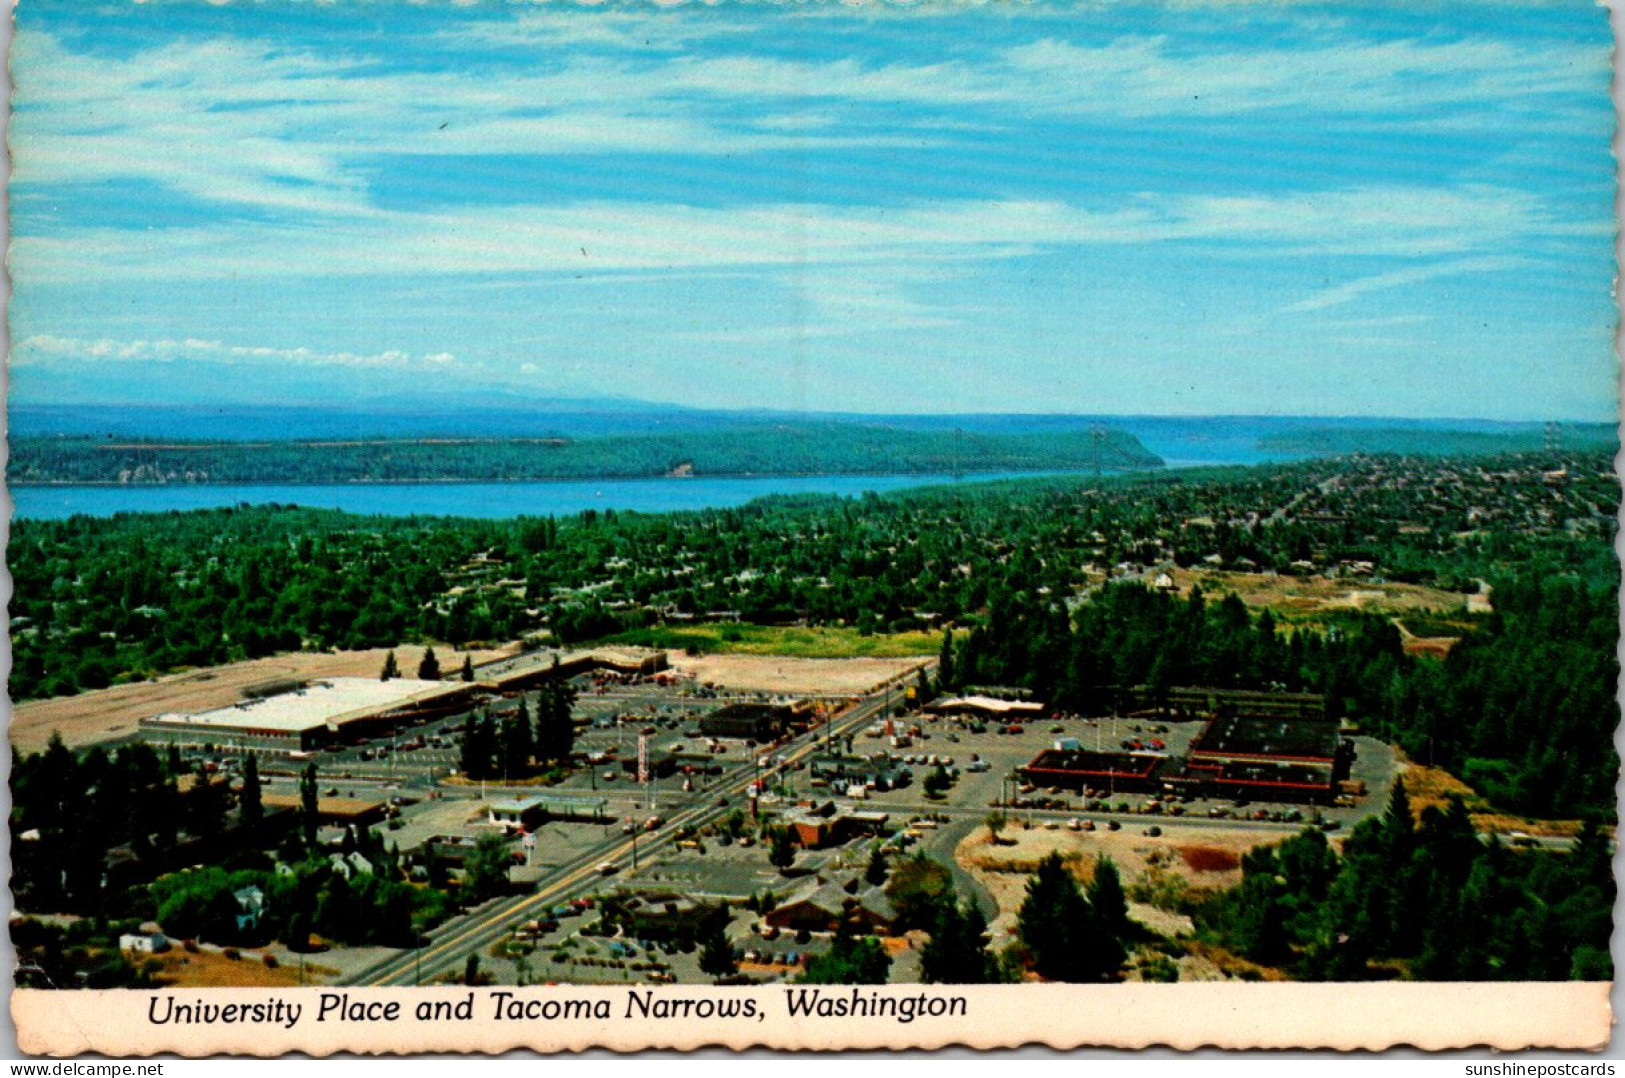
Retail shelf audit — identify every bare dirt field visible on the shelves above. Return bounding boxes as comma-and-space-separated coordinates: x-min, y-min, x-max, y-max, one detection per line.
1168, 567, 1470, 621
10, 644, 518, 755
1391, 620, 1461, 659
662, 651, 927, 696
955, 822, 1297, 982
144, 947, 338, 988
956, 822, 1280, 941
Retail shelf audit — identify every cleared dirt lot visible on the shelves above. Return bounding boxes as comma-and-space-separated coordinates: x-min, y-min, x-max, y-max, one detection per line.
662, 651, 927, 696
143, 946, 340, 988
956, 821, 1284, 944
10, 644, 518, 755
1167, 567, 1471, 620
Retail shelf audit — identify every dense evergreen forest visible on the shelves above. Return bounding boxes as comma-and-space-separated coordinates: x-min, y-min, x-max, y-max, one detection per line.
11, 450, 1617, 819
1198, 785, 1615, 981
1259, 423, 1618, 458
8, 423, 1159, 484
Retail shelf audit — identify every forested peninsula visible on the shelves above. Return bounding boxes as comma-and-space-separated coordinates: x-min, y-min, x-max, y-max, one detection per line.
8, 423, 1161, 485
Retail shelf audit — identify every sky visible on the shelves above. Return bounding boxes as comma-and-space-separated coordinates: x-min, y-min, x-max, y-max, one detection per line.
7, 0, 1618, 420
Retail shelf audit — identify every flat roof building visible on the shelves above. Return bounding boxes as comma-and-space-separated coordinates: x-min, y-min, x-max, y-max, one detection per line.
139, 677, 476, 754
489, 794, 610, 830
474, 647, 667, 692
1182, 713, 1347, 803
701, 702, 798, 742
1020, 749, 1162, 793
924, 695, 1046, 720
1120, 685, 1328, 721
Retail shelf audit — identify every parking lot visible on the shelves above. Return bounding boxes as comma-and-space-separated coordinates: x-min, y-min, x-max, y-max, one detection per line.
207, 668, 1398, 988
738, 708, 1396, 838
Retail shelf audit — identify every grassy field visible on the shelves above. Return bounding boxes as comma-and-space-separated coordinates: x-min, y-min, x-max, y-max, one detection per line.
605, 623, 942, 659
1167, 567, 1471, 626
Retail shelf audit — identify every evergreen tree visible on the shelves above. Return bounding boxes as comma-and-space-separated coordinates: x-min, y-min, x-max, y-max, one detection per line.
285, 911, 312, 954
915, 666, 935, 705
240, 753, 263, 829
1017, 853, 1125, 983
921, 895, 993, 983
417, 647, 441, 681
463, 831, 513, 901
379, 650, 400, 681
500, 703, 534, 780
864, 845, 889, 887
1086, 857, 1130, 940
534, 670, 578, 764
798, 923, 891, 984
698, 923, 738, 981
885, 854, 955, 931
461, 654, 475, 682
937, 629, 956, 691
460, 713, 495, 781
187, 762, 230, 841
298, 763, 320, 848
769, 828, 797, 873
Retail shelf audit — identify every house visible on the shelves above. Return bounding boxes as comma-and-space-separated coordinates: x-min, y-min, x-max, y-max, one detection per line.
780, 802, 890, 849
328, 851, 375, 880
764, 875, 898, 935
233, 886, 267, 933
603, 891, 727, 944
119, 932, 170, 955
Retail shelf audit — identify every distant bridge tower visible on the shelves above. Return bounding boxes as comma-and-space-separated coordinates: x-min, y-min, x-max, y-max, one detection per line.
1090, 425, 1108, 475
1544, 421, 1563, 456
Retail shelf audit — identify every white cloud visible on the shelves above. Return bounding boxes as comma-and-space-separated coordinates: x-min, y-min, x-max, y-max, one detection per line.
13, 335, 464, 371
436, 8, 754, 51
1279, 255, 1529, 314
11, 182, 1566, 288
9, 19, 1607, 222
998, 34, 1604, 119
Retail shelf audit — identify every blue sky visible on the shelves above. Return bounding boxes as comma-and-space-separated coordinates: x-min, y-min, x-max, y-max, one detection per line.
8, 0, 1617, 420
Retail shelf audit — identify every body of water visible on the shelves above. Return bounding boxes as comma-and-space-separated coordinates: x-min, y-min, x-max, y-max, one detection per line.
11, 470, 1130, 521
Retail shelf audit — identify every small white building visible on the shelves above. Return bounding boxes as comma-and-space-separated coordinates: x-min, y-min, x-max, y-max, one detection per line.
119, 932, 169, 955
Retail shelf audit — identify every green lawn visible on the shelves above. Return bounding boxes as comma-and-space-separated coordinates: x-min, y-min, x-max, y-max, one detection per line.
603, 623, 942, 658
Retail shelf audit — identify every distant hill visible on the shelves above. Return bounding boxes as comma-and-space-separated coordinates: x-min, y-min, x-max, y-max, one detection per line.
1257, 423, 1619, 458
8, 422, 1163, 485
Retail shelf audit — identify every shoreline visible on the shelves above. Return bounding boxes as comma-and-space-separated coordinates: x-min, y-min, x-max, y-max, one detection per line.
7, 464, 1162, 489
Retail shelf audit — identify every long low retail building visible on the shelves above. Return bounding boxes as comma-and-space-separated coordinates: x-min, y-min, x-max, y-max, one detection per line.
138, 677, 478, 754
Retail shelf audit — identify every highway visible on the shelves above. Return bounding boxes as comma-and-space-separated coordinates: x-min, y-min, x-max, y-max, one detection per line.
348, 673, 915, 986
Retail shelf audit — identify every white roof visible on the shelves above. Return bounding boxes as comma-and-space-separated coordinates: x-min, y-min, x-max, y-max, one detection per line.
145, 678, 461, 733
931, 695, 1044, 714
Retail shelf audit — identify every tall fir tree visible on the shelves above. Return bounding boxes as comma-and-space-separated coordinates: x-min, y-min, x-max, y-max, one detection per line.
240, 753, 263, 829
921, 895, 993, 983
1017, 853, 1125, 983
299, 762, 319, 848
417, 647, 441, 680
